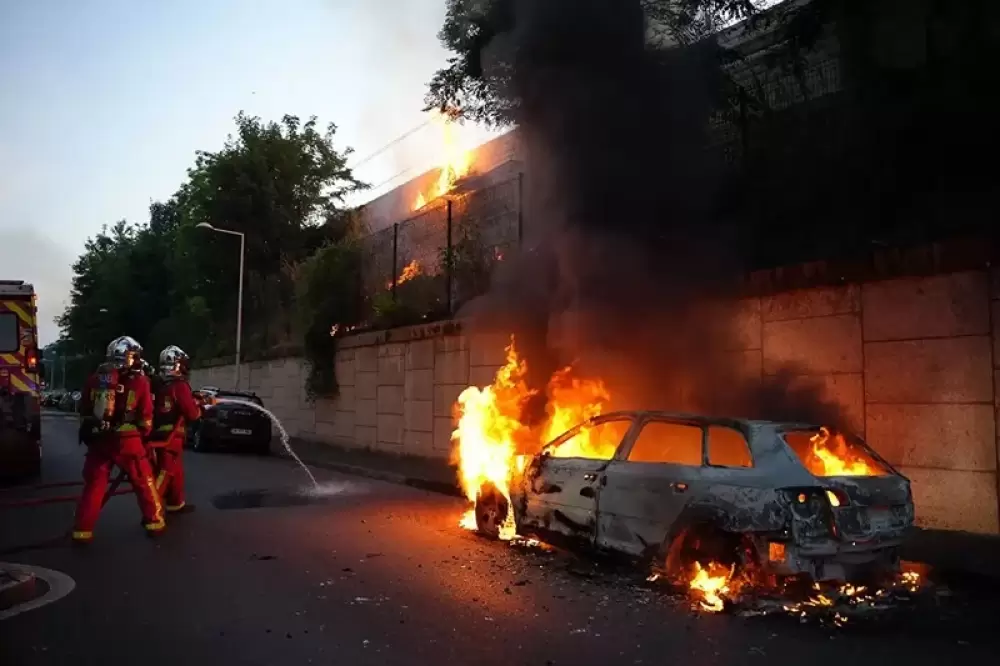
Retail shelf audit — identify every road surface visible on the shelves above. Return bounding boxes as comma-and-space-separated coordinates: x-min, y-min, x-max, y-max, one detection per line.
1, 414, 997, 665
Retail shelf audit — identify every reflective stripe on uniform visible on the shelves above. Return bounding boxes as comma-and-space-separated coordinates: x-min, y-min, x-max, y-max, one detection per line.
72, 530, 93, 541
146, 477, 164, 524
144, 519, 165, 532
167, 502, 186, 512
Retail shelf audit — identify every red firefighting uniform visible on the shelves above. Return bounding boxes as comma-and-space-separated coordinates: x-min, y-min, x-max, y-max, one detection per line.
150, 376, 201, 512
72, 367, 164, 541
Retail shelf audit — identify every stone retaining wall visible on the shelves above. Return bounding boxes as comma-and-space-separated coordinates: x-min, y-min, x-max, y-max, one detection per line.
192, 269, 1000, 535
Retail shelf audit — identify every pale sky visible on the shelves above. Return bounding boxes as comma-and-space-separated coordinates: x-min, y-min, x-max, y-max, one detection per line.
0, 0, 499, 344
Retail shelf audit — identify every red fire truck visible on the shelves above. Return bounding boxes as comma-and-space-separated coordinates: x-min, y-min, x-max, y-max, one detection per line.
0, 280, 42, 480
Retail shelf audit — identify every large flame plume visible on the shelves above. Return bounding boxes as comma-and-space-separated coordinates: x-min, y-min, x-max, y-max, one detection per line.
450, 337, 611, 536
413, 110, 473, 211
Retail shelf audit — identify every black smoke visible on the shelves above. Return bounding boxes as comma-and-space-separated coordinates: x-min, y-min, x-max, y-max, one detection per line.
463, 0, 848, 431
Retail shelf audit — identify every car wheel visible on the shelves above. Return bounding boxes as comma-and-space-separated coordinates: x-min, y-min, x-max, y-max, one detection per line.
664, 523, 759, 587
193, 429, 209, 453
254, 438, 271, 456
474, 482, 511, 540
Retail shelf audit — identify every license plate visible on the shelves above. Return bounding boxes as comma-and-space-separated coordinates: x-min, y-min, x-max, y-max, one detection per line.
230, 428, 252, 436
868, 509, 892, 531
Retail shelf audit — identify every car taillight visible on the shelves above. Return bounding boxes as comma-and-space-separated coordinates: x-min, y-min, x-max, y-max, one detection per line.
783, 488, 826, 516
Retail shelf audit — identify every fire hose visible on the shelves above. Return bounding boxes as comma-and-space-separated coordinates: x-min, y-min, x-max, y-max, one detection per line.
0, 469, 136, 556
0, 469, 133, 510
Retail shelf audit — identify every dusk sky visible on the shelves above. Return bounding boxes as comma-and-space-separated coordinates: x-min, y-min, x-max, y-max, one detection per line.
0, 0, 499, 344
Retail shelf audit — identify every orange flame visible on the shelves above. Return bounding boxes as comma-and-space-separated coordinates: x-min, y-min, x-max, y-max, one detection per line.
689, 562, 734, 612
451, 337, 611, 536
386, 260, 422, 289
808, 427, 885, 477
412, 111, 472, 211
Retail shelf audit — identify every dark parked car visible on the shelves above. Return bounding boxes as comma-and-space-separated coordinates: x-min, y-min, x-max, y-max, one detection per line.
187, 388, 272, 455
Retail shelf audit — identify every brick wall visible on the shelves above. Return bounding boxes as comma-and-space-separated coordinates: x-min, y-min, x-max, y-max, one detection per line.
191, 269, 1000, 535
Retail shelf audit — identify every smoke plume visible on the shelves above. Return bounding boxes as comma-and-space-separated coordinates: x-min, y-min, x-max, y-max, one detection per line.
462, 0, 848, 430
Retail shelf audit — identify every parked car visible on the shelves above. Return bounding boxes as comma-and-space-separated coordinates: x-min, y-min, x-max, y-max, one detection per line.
41, 390, 64, 408
472, 411, 914, 584
187, 388, 272, 455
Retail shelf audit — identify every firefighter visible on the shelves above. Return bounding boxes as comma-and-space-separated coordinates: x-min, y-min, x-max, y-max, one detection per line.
150, 345, 205, 515
72, 336, 164, 544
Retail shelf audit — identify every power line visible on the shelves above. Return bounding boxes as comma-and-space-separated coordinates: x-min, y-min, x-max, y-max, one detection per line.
367, 165, 425, 192
350, 120, 434, 170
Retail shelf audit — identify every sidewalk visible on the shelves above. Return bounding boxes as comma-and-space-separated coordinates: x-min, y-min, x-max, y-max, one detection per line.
287, 438, 1000, 582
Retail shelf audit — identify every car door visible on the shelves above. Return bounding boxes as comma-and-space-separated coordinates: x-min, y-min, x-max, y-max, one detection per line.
520, 415, 637, 545
596, 417, 708, 557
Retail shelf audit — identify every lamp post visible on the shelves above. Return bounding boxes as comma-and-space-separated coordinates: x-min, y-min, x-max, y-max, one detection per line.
196, 223, 246, 390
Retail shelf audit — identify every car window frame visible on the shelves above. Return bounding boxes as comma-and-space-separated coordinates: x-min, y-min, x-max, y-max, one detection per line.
540, 414, 639, 462
618, 415, 708, 468
704, 423, 755, 470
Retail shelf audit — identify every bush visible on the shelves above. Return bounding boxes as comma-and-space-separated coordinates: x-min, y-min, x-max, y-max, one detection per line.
294, 240, 363, 399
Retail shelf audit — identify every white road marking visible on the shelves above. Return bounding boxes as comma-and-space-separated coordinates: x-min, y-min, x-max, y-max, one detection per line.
0, 563, 76, 621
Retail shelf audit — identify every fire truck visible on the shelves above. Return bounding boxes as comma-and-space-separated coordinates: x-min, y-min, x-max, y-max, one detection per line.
0, 280, 42, 479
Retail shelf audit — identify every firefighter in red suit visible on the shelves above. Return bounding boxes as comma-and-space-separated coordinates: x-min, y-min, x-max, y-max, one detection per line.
150, 345, 206, 514
72, 336, 164, 543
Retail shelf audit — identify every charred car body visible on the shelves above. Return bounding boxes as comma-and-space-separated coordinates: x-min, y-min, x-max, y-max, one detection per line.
186, 388, 271, 455
474, 411, 914, 583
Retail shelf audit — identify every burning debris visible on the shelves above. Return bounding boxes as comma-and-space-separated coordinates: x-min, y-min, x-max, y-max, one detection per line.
663, 558, 931, 626
689, 562, 737, 612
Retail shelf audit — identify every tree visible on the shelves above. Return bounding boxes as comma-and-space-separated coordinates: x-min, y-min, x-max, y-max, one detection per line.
424, 0, 794, 126
58, 111, 367, 370
173, 112, 366, 358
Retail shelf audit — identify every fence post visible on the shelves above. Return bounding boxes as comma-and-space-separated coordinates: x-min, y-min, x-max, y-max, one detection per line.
446, 199, 453, 315
517, 172, 524, 246
391, 222, 399, 302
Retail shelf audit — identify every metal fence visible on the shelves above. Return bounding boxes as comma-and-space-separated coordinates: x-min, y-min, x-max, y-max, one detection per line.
358, 174, 523, 326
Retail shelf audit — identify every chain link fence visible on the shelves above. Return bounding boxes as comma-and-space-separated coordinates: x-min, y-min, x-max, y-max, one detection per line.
357, 174, 523, 327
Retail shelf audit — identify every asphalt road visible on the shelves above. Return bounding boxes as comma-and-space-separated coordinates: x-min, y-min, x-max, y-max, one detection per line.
1, 415, 998, 666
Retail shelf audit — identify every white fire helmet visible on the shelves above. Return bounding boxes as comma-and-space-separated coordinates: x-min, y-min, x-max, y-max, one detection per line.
158, 345, 190, 376
106, 336, 142, 370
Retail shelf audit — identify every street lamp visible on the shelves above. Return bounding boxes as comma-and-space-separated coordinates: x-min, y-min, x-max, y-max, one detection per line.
196, 222, 246, 391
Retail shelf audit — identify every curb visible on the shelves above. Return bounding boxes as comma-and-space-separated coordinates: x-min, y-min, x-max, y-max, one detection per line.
0, 565, 37, 612
296, 457, 465, 499
41, 411, 78, 419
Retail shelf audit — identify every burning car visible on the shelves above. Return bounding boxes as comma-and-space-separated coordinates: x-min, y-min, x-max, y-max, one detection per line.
471, 411, 914, 585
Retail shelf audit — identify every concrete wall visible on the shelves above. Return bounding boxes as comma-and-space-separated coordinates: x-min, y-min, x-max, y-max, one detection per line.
192, 269, 1000, 535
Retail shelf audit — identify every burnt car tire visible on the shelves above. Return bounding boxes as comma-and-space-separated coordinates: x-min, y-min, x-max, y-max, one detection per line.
665, 524, 759, 585
253, 438, 271, 456
192, 429, 211, 453
474, 482, 511, 540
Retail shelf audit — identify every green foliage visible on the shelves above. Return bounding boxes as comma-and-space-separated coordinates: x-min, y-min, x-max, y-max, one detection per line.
439, 228, 494, 309
370, 272, 448, 330
293, 239, 363, 399
58, 112, 366, 383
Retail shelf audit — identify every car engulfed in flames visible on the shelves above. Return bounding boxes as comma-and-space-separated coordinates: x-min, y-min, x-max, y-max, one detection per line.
451, 338, 915, 609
